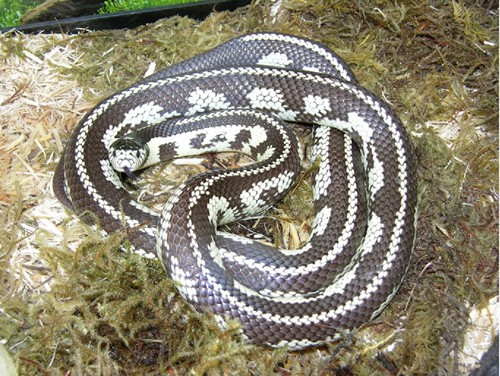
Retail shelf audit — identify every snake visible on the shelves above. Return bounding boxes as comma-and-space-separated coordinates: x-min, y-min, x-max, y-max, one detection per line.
53, 32, 418, 349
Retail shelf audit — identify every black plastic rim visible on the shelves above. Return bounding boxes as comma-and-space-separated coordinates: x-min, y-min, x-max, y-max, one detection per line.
0, 0, 251, 34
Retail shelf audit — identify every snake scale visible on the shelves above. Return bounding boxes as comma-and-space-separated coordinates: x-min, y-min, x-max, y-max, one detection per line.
53, 32, 417, 349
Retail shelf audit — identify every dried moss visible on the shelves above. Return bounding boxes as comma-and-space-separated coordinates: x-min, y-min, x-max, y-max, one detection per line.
9, 224, 279, 374
1, 0, 498, 374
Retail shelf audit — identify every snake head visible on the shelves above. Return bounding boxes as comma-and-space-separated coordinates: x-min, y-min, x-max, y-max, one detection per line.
109, 137, 149, 173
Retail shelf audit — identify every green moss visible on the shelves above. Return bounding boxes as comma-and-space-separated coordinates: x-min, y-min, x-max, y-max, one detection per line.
99, 0, 205, 15
10, 225, 276, 374
0, 0, 41, 28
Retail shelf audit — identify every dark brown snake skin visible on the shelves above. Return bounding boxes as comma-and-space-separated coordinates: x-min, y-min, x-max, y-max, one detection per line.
53, 32, 417, 349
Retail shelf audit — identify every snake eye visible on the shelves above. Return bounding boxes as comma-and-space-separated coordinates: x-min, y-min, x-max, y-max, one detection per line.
109, 137, 149, 172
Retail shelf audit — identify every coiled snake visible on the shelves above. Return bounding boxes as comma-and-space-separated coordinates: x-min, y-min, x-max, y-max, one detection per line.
53, 32, 417, 349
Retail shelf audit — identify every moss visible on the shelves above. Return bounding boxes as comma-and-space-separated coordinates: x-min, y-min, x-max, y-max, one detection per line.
1, 0, 498, 374
99, 0, 205, 14
0, 31, 28, 57
0, 0, 41, 28
10, 225, 273, 374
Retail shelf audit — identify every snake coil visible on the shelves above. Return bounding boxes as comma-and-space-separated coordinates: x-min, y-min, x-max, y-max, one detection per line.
54, 32, 417, 349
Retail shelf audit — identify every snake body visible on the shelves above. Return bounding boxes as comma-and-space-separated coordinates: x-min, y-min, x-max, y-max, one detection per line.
53, 33, 417, 349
